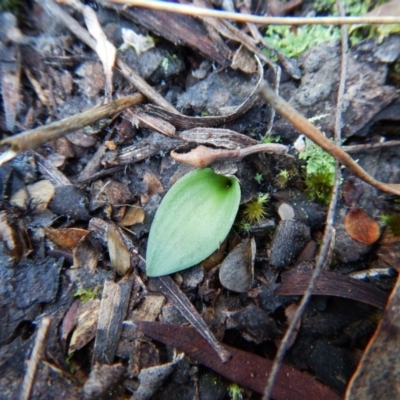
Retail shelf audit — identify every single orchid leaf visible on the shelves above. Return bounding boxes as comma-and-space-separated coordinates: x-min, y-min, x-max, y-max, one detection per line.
146, 168, 240, 277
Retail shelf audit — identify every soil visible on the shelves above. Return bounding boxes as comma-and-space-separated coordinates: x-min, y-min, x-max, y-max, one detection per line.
1, 1, 400, 400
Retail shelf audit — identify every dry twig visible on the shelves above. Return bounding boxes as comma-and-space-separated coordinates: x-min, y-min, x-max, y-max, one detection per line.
109, 0, 400, 25
20, 317, 51, 400
0, 94, 144, 159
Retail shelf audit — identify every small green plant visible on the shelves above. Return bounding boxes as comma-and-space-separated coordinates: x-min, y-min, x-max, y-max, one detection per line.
299, 139, 336, 205
73, 287, 101, 303
228, 383, 244, 400
275, 169, 290, 189
254, 173, 263, 184
381, 213, 400, 236
238, 221, 251, 232
146, 168, 241, 276
242, 193, 269, 224
262, 135, 281, 144
161, 57, 169, 72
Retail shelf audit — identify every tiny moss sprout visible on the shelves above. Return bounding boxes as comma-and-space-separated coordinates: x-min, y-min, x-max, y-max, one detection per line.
262, 135, 281, 144
254, 172, 263, 184
242, 193, 269, 224
238, 220, 251, 232
228, 382, 244, 400
275, 169, 290, 189
73, 287, 101, 303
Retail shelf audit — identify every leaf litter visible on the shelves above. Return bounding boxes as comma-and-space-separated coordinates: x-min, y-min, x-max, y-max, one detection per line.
1, 0, 400, 399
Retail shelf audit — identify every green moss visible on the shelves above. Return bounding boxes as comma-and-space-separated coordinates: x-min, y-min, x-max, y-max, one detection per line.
264, 0, 396, 57
73, 287, 101, 304
381, 213, 400, 236
264, 24, 341, 58
299, 139, 336, 205
275, 169, 290, 189
242, 193, 270, 223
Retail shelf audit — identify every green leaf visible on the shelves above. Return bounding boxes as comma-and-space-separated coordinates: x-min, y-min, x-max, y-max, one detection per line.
146, 168, 241, 277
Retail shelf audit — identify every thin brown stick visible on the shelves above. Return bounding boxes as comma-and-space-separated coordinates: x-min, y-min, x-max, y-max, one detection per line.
1, 93, 144, 153
263, 3, 348, 396
20, 317, 51, 400
109, 0, 400, 25
258, 82, 400, 196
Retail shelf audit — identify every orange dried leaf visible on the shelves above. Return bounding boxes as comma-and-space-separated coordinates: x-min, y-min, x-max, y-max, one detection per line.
45, 227, 89, 249
344, 208, 380, 245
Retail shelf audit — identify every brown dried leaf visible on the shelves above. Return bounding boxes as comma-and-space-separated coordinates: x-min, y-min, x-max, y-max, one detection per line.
53, 137, 75, 158
11, 179, 55, 210
103, 181, 132, 205
344, 208, 381, 245
143, 172, 164, 197
0, 210, 27, 261
83, 5, 116, 100
342, 177, 364, 206
107, 223, 131, 275
134, 320, 341, 400
61, 299, 81, 344
73, 237, 98, 272
275, 269, 388, 309
45, 227, 89, 249
118, 205, 145, 226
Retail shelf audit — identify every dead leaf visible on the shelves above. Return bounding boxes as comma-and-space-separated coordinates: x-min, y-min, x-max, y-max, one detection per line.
61, 299, 81, 345
134, 320, 341, 400
120, 28, 155, 55
342, 177, 364, 206
275, 269, 388, 309
45, 227, 89, 249
83, 5, 116, 100
107, 223, 131, 275
118, 205, 145, 226
11, 179, 55, 210
73, 237, 98, 272
143, 172, 164, 196
0, 209, 28, 261
344, 208, 381, 245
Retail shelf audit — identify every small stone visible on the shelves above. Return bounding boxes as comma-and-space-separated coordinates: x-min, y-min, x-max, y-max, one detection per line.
50, 186, 89, 220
